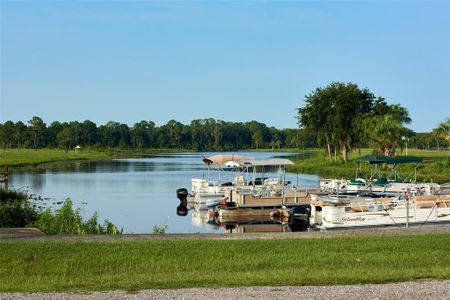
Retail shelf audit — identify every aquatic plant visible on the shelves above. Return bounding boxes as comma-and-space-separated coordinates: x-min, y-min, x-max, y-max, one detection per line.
152, 224, 168, 234
152, 216, 169, 234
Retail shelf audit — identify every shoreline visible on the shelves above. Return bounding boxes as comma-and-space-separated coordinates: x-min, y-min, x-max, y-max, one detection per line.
2, 224, 450, 242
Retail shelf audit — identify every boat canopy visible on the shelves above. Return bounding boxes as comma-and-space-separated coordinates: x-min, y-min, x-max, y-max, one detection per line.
243, 158, 295, 167
355, 155, 423, 165
202, 155, 255, 167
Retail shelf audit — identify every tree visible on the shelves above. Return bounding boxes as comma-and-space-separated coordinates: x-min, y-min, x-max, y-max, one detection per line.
80, 120, 98, 150
57, 127, 73, 153
365, 114, 404, 156
14, 121, 27, 149
364, 99, 411, 156
47, 121, 63, 148
298, 82, 374, 161
28, 116, 46, 150
165, 120, 184, 148
433, 117, 450, 154
0, 121, 15, 149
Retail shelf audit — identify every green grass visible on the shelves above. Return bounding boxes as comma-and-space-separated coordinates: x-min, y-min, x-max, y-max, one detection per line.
0, 149, 110, 167
1, 148, 448, 183
0, 148, 194, 167
1, 234, 449, 292
287, 148, 450, 184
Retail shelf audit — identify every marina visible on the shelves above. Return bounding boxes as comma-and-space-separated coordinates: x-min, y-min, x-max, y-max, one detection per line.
176, 153, 450, 232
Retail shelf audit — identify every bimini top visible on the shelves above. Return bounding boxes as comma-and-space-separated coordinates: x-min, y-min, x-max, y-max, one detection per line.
355, 155, 423, 165
202, 154, 255, 167
245, 158, 295, 167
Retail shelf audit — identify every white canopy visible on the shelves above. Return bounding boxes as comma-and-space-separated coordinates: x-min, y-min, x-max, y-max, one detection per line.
243, 158, 295, 167
202, 154, 255, 167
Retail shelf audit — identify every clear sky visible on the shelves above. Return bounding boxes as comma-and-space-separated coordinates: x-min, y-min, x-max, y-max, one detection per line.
1, 1, 449, 132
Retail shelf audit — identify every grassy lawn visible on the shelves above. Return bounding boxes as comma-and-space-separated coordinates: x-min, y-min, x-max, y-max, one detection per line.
1, 234, 449, 292
287, 148, 450, 184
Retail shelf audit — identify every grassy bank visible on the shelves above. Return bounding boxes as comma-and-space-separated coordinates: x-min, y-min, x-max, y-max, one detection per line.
0, 148, 194, 167
0, 149, 110, 167
287, 148, 450, 184
1, 234, 449, 292
1, 148, 449, 183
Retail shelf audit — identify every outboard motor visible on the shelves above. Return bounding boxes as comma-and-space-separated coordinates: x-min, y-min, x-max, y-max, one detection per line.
288, 205, 311, 232
176, 188, 188, 201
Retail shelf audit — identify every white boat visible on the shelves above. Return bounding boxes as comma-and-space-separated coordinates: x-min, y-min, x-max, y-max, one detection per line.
309, 194, 450, 229
320, 178, 348, 193
178, 155, 300, 209
181, 154, 255, 208
322, 155, 441, 196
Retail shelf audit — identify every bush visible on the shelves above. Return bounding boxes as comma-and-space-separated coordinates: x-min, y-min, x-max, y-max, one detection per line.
35, 199, 122, 234
0, 201, 38, 227
0, 188, 37, 227
0, 188, 28, 203
0, 187, 121, 234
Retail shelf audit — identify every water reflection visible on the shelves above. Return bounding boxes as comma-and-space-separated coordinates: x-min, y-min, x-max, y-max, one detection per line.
176, 200, 188, 216
185, 202, 312, 234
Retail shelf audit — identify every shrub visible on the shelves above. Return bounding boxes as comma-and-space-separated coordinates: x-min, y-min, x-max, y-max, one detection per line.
35, 199, 122, 234
0, 188, 37, 227
0, 188, 28, 203
0, 201, 38, 227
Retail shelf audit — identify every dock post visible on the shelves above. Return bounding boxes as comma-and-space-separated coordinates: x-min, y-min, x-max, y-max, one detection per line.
405, 192, 409, 229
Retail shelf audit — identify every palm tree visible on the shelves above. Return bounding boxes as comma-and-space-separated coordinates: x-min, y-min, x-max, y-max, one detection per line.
365, 114, 403, 156
433, 118, 450, 154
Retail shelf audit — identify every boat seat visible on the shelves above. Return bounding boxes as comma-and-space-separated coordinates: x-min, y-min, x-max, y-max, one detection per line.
373, 178, 389, 186
310, 199, 328, 207
415, 201, 435, 209
438, 201, 450, 208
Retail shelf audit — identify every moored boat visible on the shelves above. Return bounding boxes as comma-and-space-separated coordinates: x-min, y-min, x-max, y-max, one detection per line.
308, 193, 450, 229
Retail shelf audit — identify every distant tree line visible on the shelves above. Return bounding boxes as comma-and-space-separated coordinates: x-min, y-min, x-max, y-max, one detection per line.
1, 82, 448, 155
0, 117, 318, 151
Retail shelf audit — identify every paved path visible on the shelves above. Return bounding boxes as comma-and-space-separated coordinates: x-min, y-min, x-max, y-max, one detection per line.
2, 225, 450, 242
2, 280, 450, 300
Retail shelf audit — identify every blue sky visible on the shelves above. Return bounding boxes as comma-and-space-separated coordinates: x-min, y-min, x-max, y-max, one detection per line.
1, 1, 449, 131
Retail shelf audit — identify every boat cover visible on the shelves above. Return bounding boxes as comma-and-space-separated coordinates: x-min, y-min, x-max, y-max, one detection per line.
244, 158, 295, 167
202, 155, 255, 167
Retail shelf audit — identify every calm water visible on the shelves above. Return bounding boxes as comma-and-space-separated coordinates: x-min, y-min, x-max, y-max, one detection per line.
9, 152, 320, 233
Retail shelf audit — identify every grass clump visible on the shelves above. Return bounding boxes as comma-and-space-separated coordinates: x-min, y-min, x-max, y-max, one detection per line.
152, 225, 168, 234
0, 234, 449, 292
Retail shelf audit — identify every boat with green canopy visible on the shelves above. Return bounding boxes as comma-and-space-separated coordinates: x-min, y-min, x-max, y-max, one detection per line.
345, 155, 439, 195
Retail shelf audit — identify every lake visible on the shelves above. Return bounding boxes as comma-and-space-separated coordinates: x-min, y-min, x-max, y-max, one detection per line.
8, 152, 320, 233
